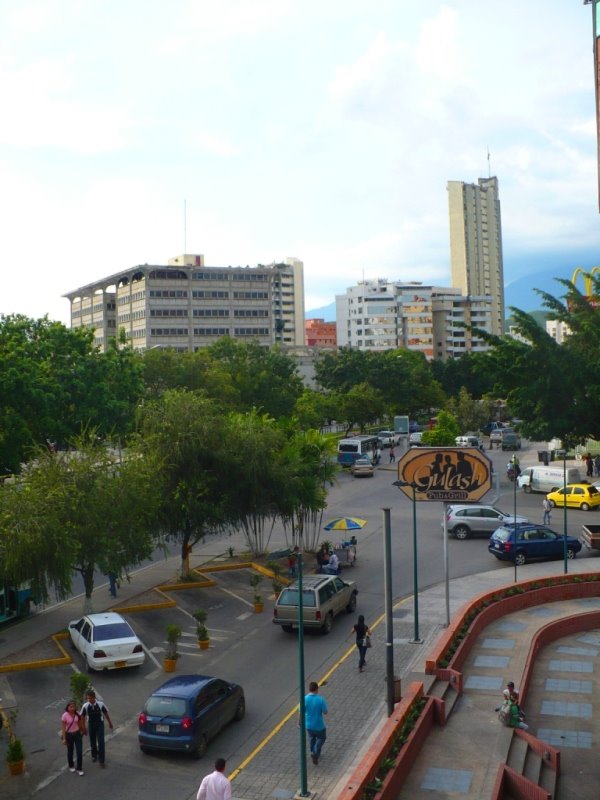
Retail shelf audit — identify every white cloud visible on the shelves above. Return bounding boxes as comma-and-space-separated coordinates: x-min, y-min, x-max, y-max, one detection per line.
191, 131, 240, 157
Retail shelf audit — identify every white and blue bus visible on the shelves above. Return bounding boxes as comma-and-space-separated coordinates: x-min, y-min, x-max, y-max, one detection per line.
337, 435, 380, 467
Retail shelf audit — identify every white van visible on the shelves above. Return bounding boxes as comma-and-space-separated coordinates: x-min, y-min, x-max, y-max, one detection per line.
517, 466, 584, 494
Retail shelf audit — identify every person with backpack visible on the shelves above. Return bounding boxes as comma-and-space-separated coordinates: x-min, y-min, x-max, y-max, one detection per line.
80, 690, 114, 767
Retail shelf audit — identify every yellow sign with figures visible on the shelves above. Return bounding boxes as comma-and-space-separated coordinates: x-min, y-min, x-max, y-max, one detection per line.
396, 447, 492, 502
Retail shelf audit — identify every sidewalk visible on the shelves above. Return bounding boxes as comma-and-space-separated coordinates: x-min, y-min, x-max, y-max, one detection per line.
228, 556, 600, 800
1, 535, 599, 800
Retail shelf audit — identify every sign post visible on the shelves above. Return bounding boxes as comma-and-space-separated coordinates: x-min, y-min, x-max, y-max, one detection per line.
394, 447, 493, 630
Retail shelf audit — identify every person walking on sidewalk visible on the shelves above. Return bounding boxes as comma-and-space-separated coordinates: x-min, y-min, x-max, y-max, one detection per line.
60, 700, 85, 776
196, 757, 232, 800
351, 614, 371, 672
389, 445, 395, 463
81, 690, 113, 767
302, 682, 328, 765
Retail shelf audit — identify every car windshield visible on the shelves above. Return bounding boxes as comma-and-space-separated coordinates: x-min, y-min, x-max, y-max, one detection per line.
278, 589, 316, 607
145, 696, 187, 717
93, 622, 135, 641
492, 527, 513, 542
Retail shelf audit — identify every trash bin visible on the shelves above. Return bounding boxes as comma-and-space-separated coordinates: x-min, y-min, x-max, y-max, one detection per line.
538, 450, 549, 466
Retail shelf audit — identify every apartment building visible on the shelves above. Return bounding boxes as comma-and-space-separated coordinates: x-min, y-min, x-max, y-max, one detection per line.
335, 279, 492, 360
448, 176, 505, 336
305, 318, 337, 348
64, 254, 305, 352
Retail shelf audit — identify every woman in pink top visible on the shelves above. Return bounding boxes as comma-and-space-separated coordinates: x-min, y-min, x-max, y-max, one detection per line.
61, 700, 85, 775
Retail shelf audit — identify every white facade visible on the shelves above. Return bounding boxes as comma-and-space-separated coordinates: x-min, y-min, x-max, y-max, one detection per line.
546, 319, 571, 344
448, 176, 505, 336
64, 255, 305, 352
335, 279, 493, 360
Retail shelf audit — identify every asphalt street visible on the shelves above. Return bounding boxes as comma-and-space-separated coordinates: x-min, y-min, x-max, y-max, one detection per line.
1, 439, 596, 800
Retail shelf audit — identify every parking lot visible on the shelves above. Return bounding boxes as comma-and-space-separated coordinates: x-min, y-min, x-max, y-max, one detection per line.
0, 559, 364, 799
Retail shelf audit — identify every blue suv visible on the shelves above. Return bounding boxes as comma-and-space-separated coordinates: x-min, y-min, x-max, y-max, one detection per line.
489, 524, 582, 566
138, 674, 245, 758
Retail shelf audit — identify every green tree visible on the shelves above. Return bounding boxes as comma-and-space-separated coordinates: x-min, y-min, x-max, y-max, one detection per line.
445, 387, 490, 433
220, 409, 290, 555
478, 275, 600, 443
0, 316, 144, 474
421, 410, 460, 446
0, 438, 159, 609
339, 383, 386, 434
136, 390, 231, 574
207, 338, 304, 418
277, 427, 338, 552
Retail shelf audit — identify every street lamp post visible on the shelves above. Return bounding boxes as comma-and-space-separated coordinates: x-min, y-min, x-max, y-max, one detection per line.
296, 553, 311, 798
562, 449, 568, 574
513, 458, 518, 584
392, 480, 422, 644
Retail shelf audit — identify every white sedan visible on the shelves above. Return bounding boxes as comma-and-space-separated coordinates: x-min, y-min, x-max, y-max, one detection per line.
68, 612, 146, 672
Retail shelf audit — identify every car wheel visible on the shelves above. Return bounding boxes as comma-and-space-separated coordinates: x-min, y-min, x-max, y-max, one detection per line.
281, 625, 293, 633
84, 655, 94, 674
567, 547, 577, 559
581, 503, 590, 511
234, 698, 246, 722
523, 485, 532, 494
321, 612, 334, 635
193, 734, 208, 759
453, 525, 470, 540
515, 552, 527, 566
140, 745, 152, 755
346, 594, 357, 613
549, 499, 557, 508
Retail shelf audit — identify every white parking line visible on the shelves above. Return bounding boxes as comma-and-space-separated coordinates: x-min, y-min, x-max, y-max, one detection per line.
217, 586, 254, 608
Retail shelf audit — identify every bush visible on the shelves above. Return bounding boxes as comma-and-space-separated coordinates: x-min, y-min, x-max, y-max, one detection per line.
7, 737, 25, 763
70, 672, 92, 708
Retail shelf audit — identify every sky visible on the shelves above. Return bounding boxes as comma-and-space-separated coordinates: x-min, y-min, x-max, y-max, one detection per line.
1, 0, 600, 325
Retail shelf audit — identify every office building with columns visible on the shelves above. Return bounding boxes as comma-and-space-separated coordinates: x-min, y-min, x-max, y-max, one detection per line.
64, 254, 305, 352
448, 176, 505, 336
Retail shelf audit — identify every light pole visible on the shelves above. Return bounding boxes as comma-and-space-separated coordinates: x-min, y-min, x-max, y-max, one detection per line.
561, 448, 568, 574
296, 553, 310, 798
392, 480, 422, 644
513, 456, 518, 584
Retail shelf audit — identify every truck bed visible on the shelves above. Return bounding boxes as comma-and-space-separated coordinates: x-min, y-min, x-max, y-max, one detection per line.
580, 524, 600, 550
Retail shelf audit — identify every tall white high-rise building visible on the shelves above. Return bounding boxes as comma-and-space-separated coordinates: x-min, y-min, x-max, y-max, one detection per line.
448, 176, 505, 336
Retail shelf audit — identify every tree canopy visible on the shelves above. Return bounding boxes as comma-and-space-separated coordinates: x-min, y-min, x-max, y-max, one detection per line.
481, 275, 600, 442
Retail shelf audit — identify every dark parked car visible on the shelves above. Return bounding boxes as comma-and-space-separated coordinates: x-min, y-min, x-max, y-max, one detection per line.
138, 675, 245, 758
488, 524, 582, 566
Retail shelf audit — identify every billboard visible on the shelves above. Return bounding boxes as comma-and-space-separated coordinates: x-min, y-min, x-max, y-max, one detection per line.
395, 447, 492, 503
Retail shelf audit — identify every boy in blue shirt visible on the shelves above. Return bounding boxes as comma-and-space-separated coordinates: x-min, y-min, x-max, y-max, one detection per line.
303, 682, 328, 765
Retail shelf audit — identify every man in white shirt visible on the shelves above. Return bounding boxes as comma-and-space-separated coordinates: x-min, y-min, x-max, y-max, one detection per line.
197, 758, 232, 800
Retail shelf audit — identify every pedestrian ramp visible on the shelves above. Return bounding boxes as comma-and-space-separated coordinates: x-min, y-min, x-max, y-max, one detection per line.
395, 599, 600, 799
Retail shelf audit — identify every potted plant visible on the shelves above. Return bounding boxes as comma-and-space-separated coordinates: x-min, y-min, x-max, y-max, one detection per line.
6, 736, 25, 776
193, 609, 210, 650
250, 573, 264, 612
164, 624, 182, 672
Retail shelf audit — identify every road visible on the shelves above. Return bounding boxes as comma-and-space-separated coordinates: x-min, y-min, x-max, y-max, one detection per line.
2, 441, 596, 800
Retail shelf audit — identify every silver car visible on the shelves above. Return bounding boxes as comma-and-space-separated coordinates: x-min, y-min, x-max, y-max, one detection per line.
444, 505, 529, 540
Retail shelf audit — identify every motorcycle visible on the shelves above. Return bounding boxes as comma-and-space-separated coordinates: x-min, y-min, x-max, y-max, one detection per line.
506, 462, 521, 482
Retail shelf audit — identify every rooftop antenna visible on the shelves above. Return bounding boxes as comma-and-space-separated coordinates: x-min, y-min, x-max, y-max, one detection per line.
184, 199, 187, 253
487, 146, 491, 178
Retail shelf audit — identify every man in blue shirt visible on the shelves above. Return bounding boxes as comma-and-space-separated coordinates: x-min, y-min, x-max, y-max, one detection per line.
303, 682, 328, 765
